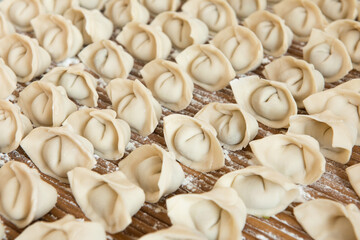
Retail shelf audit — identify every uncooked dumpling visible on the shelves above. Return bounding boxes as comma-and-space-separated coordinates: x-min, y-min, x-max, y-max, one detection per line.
118, 144, 184, 203
68, 167, 145, 234
250, 133, 326, 185
231, 76, 297, 128
176, 44, 236, 91
63, 108, 130, 160
346, 163, 360, 198
0, 12, 15, 38
263, 56, 324, 108
163, 114, 224, 172
294, 199, 360, 240
0, 161, 57, 229
140, 59, 194, 111
313, 0, 357, 21
20, 126, 97, 182
139, 0, 180, 15
303, 29, 352, 83
40, 0, 79, 14
139, 225, 207, 240
214, 165, 299, 217
106, 79, 162, 136
227, 0, 266, 19
195, 102, 258, 150
211, 25, 263, 74
166, 187, 247, 240
79, 0, 108, 10
0, 58, 17, 99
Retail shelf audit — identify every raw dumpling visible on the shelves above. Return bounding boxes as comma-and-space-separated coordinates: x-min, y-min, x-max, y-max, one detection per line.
273, 0, 327, 41
163, 114, 224, 172
40, 64, 98, 107
210, 25, 263, 74
0, 12, 15, 38
139, 0, 180, 15
0, 0, 44, 31
140, 59, 194, 111
16, 215, 107, 240
31, 14, 83, 62
288, 111, 357, 164
181, 0, 237, 33
79, 0, 108, 10
0, 58, 17, 99
0, 161, 57, 228
63, 108, 131, 160
263, 56, 324, 108
166, 187, 247, 240
325, 20, 360, 71
20, 126, 97, 182
68, 167, 145, 233
346, 163, 360, 198
194, 102, 258, 150
227, 0, 267, 19
118, 144, 184, 203
104, 0, 150, 28
139, 225, 207, 240
214, 166, 299, 217
244, 10, 293, 57
294, 199, 360, 240
303, 29, 352, 83
78, 40, 133, 82
18, 81, 77, 127
0, 100, 32, 153
313, 0, 357, 21
231, 76, 297, 128
64, 8, 113, 44
116, 22, 171, 62
106, 79, 162, 136
176, 44, 236, 91
250, 133, 326, 185
151, 11, 208, 49
40, 0, 79, 14
0, 33, 51, 83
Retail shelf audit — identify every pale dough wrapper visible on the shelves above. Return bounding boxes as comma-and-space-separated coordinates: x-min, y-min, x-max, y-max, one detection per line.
214, 166, 299, 217
294, 199, 360, 240
151, 11, 208, 49
163, 114, 224, 172
250, 133, 326, 185
0, 161, 57, 229
104, 0, 150, 28
20, 126, 97, 183
325, 19, 360, 71
78, 39, 134, 82
176, 44, 236, 91
31, 14, 83, 62
40, 64, 98, 107
303, 29, 352, 83
116, 22, 171, 62
139, 0, 180, 15
231, 76, 297, 129
288, 111, 357, 164
15, 214, 107, 240
40, 0, 79, 14
64, 7, 113, 45
63, 108, 131, 160
118, 144, 184, 203
227, 0, 266, 19
181, 0, 237, 33
0, 12, 15, 38
79, 0, 108, 10
313, 0, 357, 21
18, 81, 77, 127
68, 167, 145, 234
0, 33, 51, 83
139, 225, 207, 240
166, 187, 247, 240
211, 25, 263, 74
106, 79, 162, 136
0, 58, 17, 100
195, 102, 258, 151
0, 0, 45, 31
0, 100, 32, 153
140, 59, 194, 111
244, 10, 293, 57
263, 56, 324, 108
346, 163, 360, 198
273, 0, 327, 42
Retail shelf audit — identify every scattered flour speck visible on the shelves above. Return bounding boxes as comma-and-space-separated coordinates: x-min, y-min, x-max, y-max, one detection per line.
126, 142, 136, 151
56, 57, 80, 67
